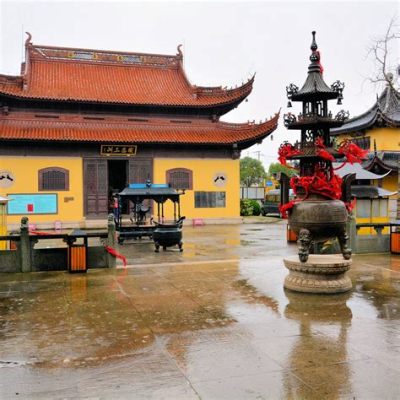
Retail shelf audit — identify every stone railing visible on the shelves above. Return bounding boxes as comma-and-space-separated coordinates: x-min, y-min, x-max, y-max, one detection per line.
309, 217, 399, 255
0, 215, 117, 273
348, 218, 400, 254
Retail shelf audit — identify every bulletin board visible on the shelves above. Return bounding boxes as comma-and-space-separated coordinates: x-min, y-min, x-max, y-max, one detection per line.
7, 194, 58, 215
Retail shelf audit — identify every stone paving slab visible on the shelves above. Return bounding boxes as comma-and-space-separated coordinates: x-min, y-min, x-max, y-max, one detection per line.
0, 222, 400, 399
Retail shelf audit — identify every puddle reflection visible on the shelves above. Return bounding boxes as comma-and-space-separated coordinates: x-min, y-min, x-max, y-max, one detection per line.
352, 262, 400, 320
284, 290, 353, 398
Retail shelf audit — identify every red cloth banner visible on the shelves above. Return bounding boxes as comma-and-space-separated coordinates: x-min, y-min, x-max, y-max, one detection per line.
105, 246, 127, 267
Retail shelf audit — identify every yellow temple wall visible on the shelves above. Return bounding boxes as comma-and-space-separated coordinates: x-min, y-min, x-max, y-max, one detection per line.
335, 127, 399, 151
335, 126, 399, 226
0, 155, 242, 227
153, 158, 240, 220
372, 175, 398, 194
0, 156, 83, 226
368, 127, 399, 151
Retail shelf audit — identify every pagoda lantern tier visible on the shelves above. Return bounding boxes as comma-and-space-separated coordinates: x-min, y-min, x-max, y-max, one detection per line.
279, 31, 355, 267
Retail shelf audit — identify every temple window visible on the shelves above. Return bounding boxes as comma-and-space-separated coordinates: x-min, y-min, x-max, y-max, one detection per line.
304, 102, 312, 115
351, 136, 370, 150
316, 101, 324, 116
38, 167, 69, 191
195, 191, 226, 208
166, 168, 193, 190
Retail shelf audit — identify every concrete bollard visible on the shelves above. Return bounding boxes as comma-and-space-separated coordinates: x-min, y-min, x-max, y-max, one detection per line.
19, 216, 32, 272
346, 212, 357, 254
107, 214, 116, 268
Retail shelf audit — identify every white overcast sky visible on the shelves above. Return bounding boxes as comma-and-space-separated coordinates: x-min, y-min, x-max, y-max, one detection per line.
0, 0, 399, 168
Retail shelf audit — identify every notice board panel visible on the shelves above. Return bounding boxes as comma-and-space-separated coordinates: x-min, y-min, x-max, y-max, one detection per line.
7, 193, 58, 215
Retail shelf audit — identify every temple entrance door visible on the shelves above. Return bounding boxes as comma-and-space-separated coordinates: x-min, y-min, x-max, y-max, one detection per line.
83, 158, 152, 218
83, 159, 108, 218
108, 160, 128, 196
108, 160, 128, 213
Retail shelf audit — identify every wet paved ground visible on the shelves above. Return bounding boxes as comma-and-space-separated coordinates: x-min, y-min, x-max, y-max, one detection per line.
1, 220, 400, 399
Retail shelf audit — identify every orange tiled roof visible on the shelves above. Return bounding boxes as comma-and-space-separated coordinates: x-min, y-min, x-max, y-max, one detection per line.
0, 36, 254, 108
0, 112, 279, 147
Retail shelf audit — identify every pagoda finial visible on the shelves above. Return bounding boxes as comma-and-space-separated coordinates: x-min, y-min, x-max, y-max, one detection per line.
25, 32, 32, 47
309, 31, 320, 63
311, 31, 318, 51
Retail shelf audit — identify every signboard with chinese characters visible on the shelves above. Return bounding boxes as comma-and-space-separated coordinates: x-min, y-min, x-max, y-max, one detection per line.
100, 145, 137, 156
7, 194, 58, 215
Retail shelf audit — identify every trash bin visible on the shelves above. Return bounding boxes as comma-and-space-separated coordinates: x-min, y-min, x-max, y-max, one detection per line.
68, 229, 88, 273
390, 230, 400, 254
287, 225, 298, 242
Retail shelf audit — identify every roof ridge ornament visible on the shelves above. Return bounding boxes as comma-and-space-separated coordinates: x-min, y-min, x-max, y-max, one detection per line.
177, 44, 183, 59
331, 80, 345, 104
25, 32, 32, 47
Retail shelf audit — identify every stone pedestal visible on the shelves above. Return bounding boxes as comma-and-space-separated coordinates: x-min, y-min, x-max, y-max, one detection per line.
283, 254, 352, 294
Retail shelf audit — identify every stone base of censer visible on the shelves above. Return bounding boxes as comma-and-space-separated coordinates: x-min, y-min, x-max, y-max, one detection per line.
283, 254, 352, 294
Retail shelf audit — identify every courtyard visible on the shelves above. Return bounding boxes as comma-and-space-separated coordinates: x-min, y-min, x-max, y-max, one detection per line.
0, 220, 399, 399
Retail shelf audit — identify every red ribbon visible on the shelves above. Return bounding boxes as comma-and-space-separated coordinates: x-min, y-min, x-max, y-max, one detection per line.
278, 143, 302, 166
279, 165, 344, 218
279, 200, 299, 219
279, 171, 355, 218
105, 246, 127, 267
277, 138, 366, 218
29, 230, 55, 236
337, 140, 368, 164
315, 137, 335, 162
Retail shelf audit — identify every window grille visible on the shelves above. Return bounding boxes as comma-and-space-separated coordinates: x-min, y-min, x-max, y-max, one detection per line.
166, 168, 193, 190
195, 191, 226, 208
351, 136, 370, 150
38, 167, 69, 191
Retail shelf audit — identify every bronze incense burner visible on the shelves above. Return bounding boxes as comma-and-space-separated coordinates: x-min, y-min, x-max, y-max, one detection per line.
282, 31, 353, 263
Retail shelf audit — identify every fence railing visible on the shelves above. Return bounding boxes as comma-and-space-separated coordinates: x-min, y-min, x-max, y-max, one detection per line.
351, 221, 400, 254
0, 215, 117, 273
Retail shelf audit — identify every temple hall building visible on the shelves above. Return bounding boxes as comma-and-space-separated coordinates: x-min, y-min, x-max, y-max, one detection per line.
332, 83, 400, 219
0, 34, 278, 228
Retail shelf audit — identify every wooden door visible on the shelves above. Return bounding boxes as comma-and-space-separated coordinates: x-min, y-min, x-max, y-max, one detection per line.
84, 159, 108, 217
128, 158, 153, 214
128, 158, 153, 184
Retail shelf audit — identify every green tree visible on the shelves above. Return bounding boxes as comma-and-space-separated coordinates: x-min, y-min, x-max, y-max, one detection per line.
240, 157, 266, 187
268, 162, 297, 178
